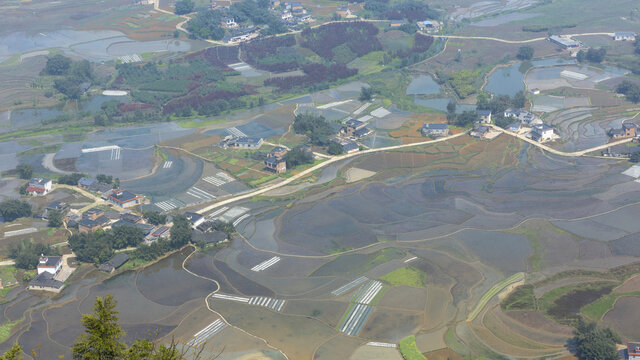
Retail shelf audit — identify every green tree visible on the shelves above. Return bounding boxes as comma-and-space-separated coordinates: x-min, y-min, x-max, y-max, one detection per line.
15, 163, 33, 179
48, 209, 63, 228
10, 242, 59, 270
144, 211, 167, 225
292, 113, 334, 146
446, 100, 456, 123
585, 47, 607, 63
111, 225, 144, 249
630, 151, 640, 163
170, 215, 192, 248
512, 90, 527, 108
327, 141, 343, 155
517, 46, 534, 60
0, 200, 32, 222
43, 54, 72, 75
97, 174, 113, 184
54, 77, 83, 99
573, 319, 621, 360
0, 343, 23, 360
455, 110, 478, 127
284, 148, 313, 169
359, 86, 373, 101
174, 0, 194, 14
576, 49, 586, 62
72, 295, 127, 360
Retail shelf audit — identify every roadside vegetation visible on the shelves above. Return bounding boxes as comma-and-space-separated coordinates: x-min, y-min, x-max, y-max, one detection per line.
398, 335, 427, 360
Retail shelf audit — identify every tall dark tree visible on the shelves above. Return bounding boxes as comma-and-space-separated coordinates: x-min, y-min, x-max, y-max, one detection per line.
15, 163, 33, 179
455, 110, 479, 127
573, 319, 621, 360
43, 54, 72, 75
327, 141, 343, 155
512, 90, 527, 108
174, 0, 194, 14
72, 295, 127, 360
359, 86, 373, 101
284, 148, 313, 169
144, 211, 167, 225
48, 209, 63, 228
0, 200, 32, 222
170, 215, 192, 248
517, 46, 534, 60
10, 241, 58, 270
446, 100, 456, 123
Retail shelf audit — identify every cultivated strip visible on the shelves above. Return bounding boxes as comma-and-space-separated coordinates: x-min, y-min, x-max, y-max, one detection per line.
404, 256, 417, 263
251, 256, 281, 272
367, 342, 396, 348
211, 293, 250, 303
332, 276, 368, 296
352, 280, 383, 305
187, 319, 227, 347
233, 213, 250, 227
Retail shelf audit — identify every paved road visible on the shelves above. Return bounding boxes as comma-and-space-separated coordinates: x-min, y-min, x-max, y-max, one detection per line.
196, 132, 465, 214
488, 124, 633, 157
193, 126, 635, 215
429, 32, 615, 44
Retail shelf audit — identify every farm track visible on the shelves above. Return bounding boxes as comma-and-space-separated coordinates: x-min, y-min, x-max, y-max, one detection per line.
179, 245, 291, 360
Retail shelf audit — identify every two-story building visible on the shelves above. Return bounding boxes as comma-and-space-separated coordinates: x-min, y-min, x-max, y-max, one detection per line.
26, 177, 52, 196
341, 119, 372, 138
610, 122, 638, 138
476, 110, 492, 124
264, 146, 288, 174
531, 124, 554, 142
37, 255, 63, 275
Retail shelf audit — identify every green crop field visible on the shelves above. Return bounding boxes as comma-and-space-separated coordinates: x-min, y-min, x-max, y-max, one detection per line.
399, 335, 427, 360
381, 266, 427, 287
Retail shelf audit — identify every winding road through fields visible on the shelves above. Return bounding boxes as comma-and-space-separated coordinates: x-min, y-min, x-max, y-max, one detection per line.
429, 32, 615, 44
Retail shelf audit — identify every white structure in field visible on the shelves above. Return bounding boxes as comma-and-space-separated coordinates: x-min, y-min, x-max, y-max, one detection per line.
37, 255, 62, 275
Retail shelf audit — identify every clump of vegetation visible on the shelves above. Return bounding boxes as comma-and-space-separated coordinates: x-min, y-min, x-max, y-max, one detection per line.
573, 319, 621, 360
616, 80, 640, 103
292, 113, 335, 146
57, 172, 86, 185
363, 0, 439, 21
174, 0, 194, 15
398, 335, 427, 360
577, 47, 607, 63
15, 163, 33, 180
68, 226, 145, 265
143, 211, 167, 226
284, 148, 313, 169
42, 54, 94, 99
328, 141, 343, 155
517, 46, 534, 60
265, 63, 358, 92
9, 241, 59, 270
0, 200, 32, 222
500, 284, 536, 310
300, 22, 382, 62
448, 69, 482, 99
